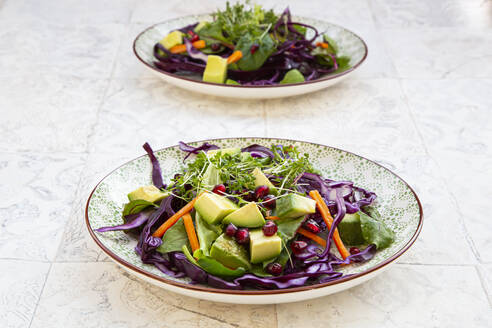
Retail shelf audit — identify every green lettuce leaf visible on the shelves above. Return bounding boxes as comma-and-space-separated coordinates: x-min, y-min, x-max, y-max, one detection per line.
122, 199, 156, 217
359, 211, 395, 250
156, 218, 190, 254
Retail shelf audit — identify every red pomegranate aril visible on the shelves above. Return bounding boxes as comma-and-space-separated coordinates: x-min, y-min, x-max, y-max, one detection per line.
225, 223, 238, 237
291, 240, 308, 254
187, 30, 196, 37
349, 247, 360, 255
255, 185, 269, 200
262, 220, 278, 236
304, 219, 320, 234
266, 262, 283, 276
262, 194, 276, 209
190, 34, 199, 42
250, 44, 259, 54
235, 228, 250, 244
212, 184, 226, 195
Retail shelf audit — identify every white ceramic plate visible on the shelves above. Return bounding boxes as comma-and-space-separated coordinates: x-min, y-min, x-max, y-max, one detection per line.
133, 15, 368, 99
86, 138, 423, 304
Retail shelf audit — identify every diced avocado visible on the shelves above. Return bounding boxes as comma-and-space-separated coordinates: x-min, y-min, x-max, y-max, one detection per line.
159, 30, 183, 50
249, 229, 282, 264
226, 79, 240, 85
274, 193, 316, 219
194, 192, 238, 225
252, 167, 277, 195
207, 147, 241, 156
280, 69, 305, 84
127, 185, 168, 203
201, 164, 221, 190
210, 234, 251, 269
338, 213, 365, 245
222, 202, 265, 228
203, 55, 228, 84
194, 21, 207, 33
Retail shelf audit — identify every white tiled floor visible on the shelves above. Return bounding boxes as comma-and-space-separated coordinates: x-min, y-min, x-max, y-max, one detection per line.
1, 0, 491, 327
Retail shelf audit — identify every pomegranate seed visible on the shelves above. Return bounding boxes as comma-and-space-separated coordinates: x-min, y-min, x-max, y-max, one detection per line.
262, 220, 278, 237
250, 44, 259, 54
235, 228, 250, 244
225, 223, 238, 237
212, 184, 226, 195
266, 262, 283, 276
255, 185, 269, 200
190, 34, 199, 42
211, 43, 220, 51
188, 30, 196, 37
262, 194, 276, 210
350, 247, 360, 255
304, 219, 320, 234
291, 240, 308, 254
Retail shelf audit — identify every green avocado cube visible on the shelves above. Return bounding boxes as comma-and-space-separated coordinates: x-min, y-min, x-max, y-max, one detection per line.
249, 229, 282, 264
337, 213, 365, 245
127, 185, 168, 203
274, 193, 316, 219
210, 234, 251, 269
159, 30, 183, 50
194, 193, 238, 225
203, 55, 228, 84
222, 202, 265, 228
252, 167, 278, 195
280, 69, 305, 84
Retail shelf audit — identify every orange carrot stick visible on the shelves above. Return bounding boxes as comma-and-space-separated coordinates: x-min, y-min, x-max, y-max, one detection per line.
297, 228, 326, 247
227, 50, 243, 64
309, 190, 351, 259
265, 216, 281, 221
316, 42, 329, 49
182, 213, 200, 252
152, 194, 201, 238
169, 40, 206, 54
192, 40, 206, 49
170, 44, 186, 54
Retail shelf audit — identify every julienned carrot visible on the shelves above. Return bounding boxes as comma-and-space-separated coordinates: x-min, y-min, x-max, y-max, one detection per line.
265, 216, 281, 221
152, 194, 201, 238
297, 228, 326, 247
170, 44, 186, 54
309, 190, 351, 260
192, 40, 206, 49
227, 50, 243, 64
182, 213, 200, 252
316, 42, 329, 49
169, 40, 206, 54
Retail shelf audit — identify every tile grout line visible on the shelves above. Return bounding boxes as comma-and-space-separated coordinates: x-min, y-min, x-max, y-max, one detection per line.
474, 265, 492, 309
396, 79, 482, 264
27, 262, 52, 328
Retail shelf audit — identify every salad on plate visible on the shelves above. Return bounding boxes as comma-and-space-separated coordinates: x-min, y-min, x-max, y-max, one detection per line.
95, 142, 395, 290
153, 2, 351, 86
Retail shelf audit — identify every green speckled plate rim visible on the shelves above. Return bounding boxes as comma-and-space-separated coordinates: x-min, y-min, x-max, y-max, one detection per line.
133, 15, 368, 88
85, 137, 423, 296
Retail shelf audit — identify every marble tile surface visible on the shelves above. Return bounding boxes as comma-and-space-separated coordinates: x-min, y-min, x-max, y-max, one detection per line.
277, 264, 492, 327
0, 153, 85, 261
0, 260, 50, 328
1, 0, 492, 327
369, 0, 492, 28
383, 28, 492, 79
31, 262, 276, 328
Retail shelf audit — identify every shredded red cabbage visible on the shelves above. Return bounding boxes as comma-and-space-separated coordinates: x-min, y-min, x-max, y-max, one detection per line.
241, 144, 275, 158
142, 142, 165, 189
94, 211, 152, 233
178, 141, 219, 161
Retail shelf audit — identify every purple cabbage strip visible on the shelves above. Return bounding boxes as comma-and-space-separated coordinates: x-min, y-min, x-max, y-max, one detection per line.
240, 144, 275, 158
184, 37, 208, 63
178, 141, 220, 161
142, 142, 165, 189
94, 210, 153, 233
